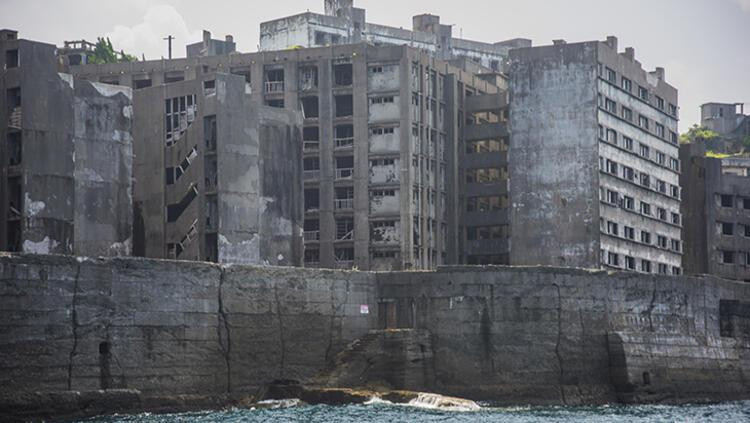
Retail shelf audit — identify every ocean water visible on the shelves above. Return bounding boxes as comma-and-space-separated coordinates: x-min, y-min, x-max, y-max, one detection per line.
82, 400, 750, 423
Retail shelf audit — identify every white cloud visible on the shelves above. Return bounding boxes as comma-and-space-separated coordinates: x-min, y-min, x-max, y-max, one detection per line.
731, 0, 750, 12
107, 3, 201, 60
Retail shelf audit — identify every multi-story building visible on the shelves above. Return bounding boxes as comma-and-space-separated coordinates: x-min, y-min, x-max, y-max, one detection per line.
259, 0, 530, 72
66, 42, 503, 270
509, 37, 683, 275
701, 102, 749, 138
681, 143, 750, 282
0, 29, 133, 256
132, 72, 303, 266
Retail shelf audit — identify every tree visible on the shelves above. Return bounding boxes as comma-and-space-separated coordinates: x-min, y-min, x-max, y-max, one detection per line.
87, 37, 137, 64
679, 124, 719, 144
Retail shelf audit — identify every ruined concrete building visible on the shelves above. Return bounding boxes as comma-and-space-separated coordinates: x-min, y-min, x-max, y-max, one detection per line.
0, 30, 133, 256
187, 30, 236, 58
701, 102, 749, 138
681, 143, 750, 282
260, 0, 530, 73
509, 37, 683, 275
132, 73, 303, 266
66, 42, 506, 270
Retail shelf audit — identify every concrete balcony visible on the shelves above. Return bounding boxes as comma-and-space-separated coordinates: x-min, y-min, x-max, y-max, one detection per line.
303, 141, 319, 152
335, 198, 354, 210
334, 137, 354, 150
465, 92, 507, 113
464, 122, 508, 141
335, 168, 353, 180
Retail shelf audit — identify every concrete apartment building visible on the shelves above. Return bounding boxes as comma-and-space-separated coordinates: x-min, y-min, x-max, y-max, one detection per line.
260, 0, 530, 72
132, 72, 303, 266
681, 143, 750, 282
509, 37, 683, 275
701, 102, 749, 138
66, 41, 506, 270
0, 30, 133, 256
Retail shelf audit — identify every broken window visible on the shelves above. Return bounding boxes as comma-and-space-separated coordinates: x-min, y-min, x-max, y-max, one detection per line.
335, 156, 354, 179
165, 94, 197, 146
304, 188, 319, 211
6, 49, 18, 68
204, 156, 218, 191
335, 247, 354, 262
333, 63, 353, 86
203, 79, 216, 96
335, 95, 353, 118
299, 66, 318, 90
336, 218, 354, 240
300, 97, 319, 119
335, 187, 354, 210
335, 124, 354, 149
264, 68, 284, 93
205, 195, 218, 231
7, 132, 21, 166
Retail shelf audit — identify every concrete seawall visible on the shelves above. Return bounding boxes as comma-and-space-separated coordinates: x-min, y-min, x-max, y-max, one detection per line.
1, 254, 749, 418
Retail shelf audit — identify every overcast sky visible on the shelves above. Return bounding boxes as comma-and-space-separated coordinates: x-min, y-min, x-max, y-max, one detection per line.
2, 0, 749, 128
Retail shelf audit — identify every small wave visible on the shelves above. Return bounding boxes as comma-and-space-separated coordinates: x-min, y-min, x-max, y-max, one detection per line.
254, 398, 304, 409
407, 393, 481, 412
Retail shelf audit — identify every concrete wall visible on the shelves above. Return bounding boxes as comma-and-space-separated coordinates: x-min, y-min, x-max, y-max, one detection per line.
509, 42, 601, 268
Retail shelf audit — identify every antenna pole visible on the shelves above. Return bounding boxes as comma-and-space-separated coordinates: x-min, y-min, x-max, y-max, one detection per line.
163, 35, 174, 59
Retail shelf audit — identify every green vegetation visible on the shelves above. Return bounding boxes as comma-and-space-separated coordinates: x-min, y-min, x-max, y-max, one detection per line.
705, 151, 740, 159
679, 124, 719, 144
87, 37, 137, 64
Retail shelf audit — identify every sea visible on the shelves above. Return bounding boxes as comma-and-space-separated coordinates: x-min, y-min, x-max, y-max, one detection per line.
79, 399, 750, 423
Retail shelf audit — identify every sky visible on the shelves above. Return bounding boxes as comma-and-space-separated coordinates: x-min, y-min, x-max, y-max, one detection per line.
1, 0, 748, 128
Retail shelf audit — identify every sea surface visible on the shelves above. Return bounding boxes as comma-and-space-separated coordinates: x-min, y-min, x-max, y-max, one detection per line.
80, 400, 750, 423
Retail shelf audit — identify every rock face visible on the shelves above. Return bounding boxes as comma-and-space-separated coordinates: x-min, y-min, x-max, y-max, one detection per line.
1, 254, 750, 421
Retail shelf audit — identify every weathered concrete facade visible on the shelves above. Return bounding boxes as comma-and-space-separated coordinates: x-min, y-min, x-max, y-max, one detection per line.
132, 72, 303, 266
1, 253, 749, 416
681, 143, 750, 282
67, 43, 501, 271
259, 0, 531, 72
186, 30, 236, 58
0, 30, 133, 257
509, 37, 682, 275
701, 102, 749, 138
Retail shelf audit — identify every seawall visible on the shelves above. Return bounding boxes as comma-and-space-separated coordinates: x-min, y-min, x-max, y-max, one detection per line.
1, 253, 749, 418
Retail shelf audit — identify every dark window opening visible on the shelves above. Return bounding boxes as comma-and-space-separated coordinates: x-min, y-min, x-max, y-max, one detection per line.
305, 188, 320, 211
315, 31, 327, 45
721, 194, 734, 208
304, 219, 319, 232
205, 195, 218, 231
7, 86, 21, 110
7, 176, 22, 221
299, 66, 318, 90
165, 167, 175, 185
336, 218, 354, 240
205, 233, 218, 263
266, 99, 284, 108
722, 222, 734, 236
335, 247, 354, 261
265, 68, 284, 93
7, 132, 21, 166
99, 342, 111, 355
642, 372, 651, 386
164, 72, 185, 83
303, 126, 319, 142
303, 157, 320, 171
334, 63, 353, 86
134, 79, 152, 89
166, 184, 198, 222
301, 96, 319, 119
744, 198, 750, 210
305, 249, 320, 264
204, 156, 217, 191
231, 67, 252, 84
722, 250, 735, 264
335, 95, 353, 118
204, 115, 217, 151
6, 49, 19, 68
6, 220, 21, 252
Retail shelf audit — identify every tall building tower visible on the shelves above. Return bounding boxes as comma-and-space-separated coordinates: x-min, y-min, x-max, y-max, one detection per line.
509, 37, 683, 275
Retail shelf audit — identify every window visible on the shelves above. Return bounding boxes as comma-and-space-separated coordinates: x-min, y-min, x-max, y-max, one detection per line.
639, 115, 650, 130
657, 235, 668, 248
656, 96, 665, 110
641, 231, 651, 244
625, 256, 636, 270
336, 218, 355, 240
722, 250, 735, 264
656, 151, 666, 165
370, 96, 395, 104
657, 207, 667, 221
745, 224, 750, 238
606, 67, 617, 83
605, 98, 617, 113
721, 195, 734, 208
624, 226, 635, 240
671, 213, 681, 225
655, 123, 665, 138
606, 160, 618, 175
669, 103, 678, 117
672, 267, 681, 276
641, 202, 651, 216
670, 158, 680, 172
670, 185, 680, 199
623, 166, 635, 181
658, 263, 668, 275
745, 198, 750, 210
671, 239, 681, 252
722, 222, 735, 236
656, 179, 666, 193
370, 66, 384, 74
335, 95, 353, 117
624, 136, 634, 150
305, 188, 320, 211
6, 49, 18, 68
305, 249, 320, 264
640, 173, 650, 188
641, 260, 652, 273
639, 143, 650, 159
670, 131, 678, 145
623, 196, 635, 210
621, 77, 632, 92
333, 63, 353, 86
638, 85, 649, 101
607, 221, 619, 236
607, 252, 620, 267
621, 106, 633, 121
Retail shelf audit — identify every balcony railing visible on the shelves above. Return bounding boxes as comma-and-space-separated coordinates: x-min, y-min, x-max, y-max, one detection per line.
335, 198, 354, 210
303, 141, 319, 152
303, 170, 320, 181
335, 168, 353, 180
304, 231, 320, 242
335, 260, 354, 269
334, 137, 354, 149
8, 107, 21, 129
336, 230, 354, 241
265, 81, 284, 93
